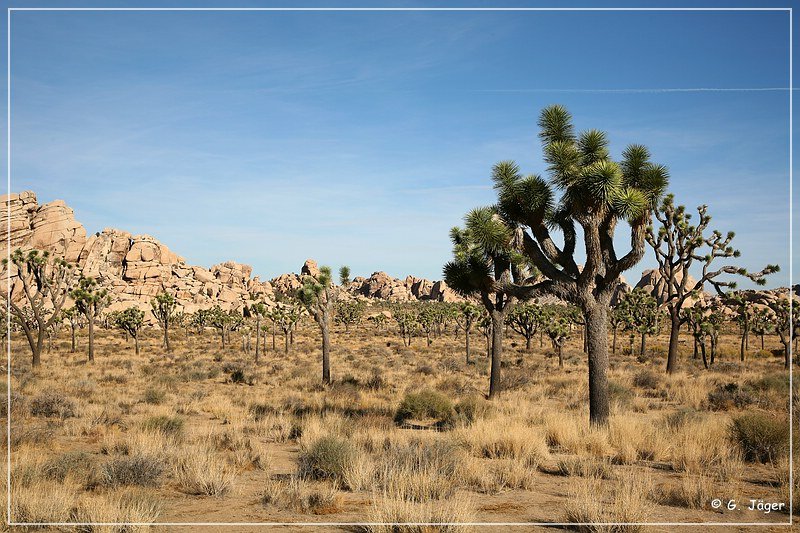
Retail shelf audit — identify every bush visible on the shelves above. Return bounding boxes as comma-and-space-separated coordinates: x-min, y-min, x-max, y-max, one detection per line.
142, 387, 166, 405
299, 436, 355, 481
101, 455, 164, 487
454, 396, 491, 425
141, 415, 184, 438
747, 373, 789, 395
394, 389, 454, 426
41, 452, 96, 484
729, 413, 790, 463
29, 392, 75, 419
632, 369, 660, 390
707, 383, 755, 411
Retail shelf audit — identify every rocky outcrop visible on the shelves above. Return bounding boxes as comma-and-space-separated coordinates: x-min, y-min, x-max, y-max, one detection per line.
352, 271, 463, 303
635, 268, 702, 307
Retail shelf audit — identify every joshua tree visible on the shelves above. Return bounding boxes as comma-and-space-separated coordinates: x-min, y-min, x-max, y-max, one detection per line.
61, 307, 80, 353
335, 300, 365, 333
767, 297, 799, 369
542, 305, 571, 368
2, 249, 76, 366
609, 303, 628, 355
646, 195, 778, 374
393, 306, 418, 347
616, 288, 659, 356
298, 265, 342, 385
449, 106, 669, 423
339, 266, 351, 288
454, 302, 481, 364
113, 307, 145, 355
751, 307, 773, 351
150, 291, 177, 352
71, 276, 111, 363
250, 302, 267, 362
506, 302, 542, 351
416, 303, 438, 347
726, 293, 753, 361
270, 301, 303, 354
444, 206, 526, 399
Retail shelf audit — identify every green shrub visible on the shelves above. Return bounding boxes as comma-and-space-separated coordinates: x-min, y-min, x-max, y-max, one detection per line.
29, 392, 75, 419
101, 455, 164, 487
141, 415, 184, 438
298, 436, 355, 481
747, 373, 789, 395
729, 413, 790, 463
394, 389, 454, 426
142, 387, 166, 405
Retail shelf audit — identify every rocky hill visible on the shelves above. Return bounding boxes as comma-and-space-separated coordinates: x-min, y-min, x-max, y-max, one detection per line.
0, 191, 461, 317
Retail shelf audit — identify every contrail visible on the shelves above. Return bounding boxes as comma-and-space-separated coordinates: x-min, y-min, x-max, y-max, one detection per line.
471, 87, 791, 93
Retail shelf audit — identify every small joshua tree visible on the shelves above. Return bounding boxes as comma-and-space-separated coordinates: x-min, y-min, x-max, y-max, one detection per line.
767, 297, 799, 369
506, 302, 542, 351
150, 291, 177, 352
542, 305, 572, 368
646, 195, 778, 374
417, 303, 437, 347
454, 301, 481, 364
726, 293, 753, 362
113, 307, 145, 355
617, 288, 659, 356
298, 265, 342, 385
2, 249, 76, 366
269, 301, 303, 354
335, 300, 365, 333
61, 306, 80, 353
250, 301, 267, 362
70, 276, 110, 363
751, 306, 773, 351
393, 306, 418, 347
339, 266, 351, 288
444, 207, 525, 400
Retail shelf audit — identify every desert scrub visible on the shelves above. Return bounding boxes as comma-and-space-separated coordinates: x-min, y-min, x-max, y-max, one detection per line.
29, 391, 76, 419
298, 435, 355, 482
141, 415, 184, 439
174, 445, 235, 496
375, 440, 460, 501
557, 455, 614, 479
653, 473, 713, 509
142, 387, 167, 405
453, 395, 491, 425
729, 412, 790, 463
10, 481, 74, 524
262, 476, 342, 514
73, 489, 162, 527
394, 389, 454, 426
366, 495, 475, 533
453, 417, 549, 468
706, 382, 755, 411
101, 454, 164, 487
563, 471, 651, 532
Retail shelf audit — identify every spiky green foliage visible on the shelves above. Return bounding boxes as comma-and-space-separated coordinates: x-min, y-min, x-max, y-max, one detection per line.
334, 300, 365, 333
505, 302, 543, 349
338, 266, 351, 287
1, 249, 76, 365
71, 276, 110, 319
113, 307, 145, 355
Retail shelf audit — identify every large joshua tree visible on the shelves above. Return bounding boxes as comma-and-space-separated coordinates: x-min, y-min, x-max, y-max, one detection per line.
71, 276, 111, 363
448, 105, 669, 424
646, 195, 779, 374
2, 249, 76, 366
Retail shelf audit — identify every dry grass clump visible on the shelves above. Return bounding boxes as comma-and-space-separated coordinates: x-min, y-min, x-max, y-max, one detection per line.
563, 471, 652, 532
100, 454, 164, 487
298, 434, 356, 482
653, 473, 714, 509
557, 454, 614, 479
608, 415, 665, 464
29, 391, 76, 419
375, 440, 460, 501
365, 494, 476, 533
262, 475, 342, 514
9, 480, 74, 525
453, 417, 549, 468
72, 489, 162, 530
174, 444, 236, 496
394, 389, 454, 426
140, 415, 185, 440
670, 414, 735, 474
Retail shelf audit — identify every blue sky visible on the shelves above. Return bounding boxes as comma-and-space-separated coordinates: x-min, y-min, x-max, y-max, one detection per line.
4, 2, 795, 289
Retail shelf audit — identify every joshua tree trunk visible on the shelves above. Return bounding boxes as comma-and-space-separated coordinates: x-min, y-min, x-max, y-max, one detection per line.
583, 326, 588, 353
761, 334, 765, 351
740, 329, 747, 362
585, 304, 610, 427
465, 327, 471, 364
612, 327, 617, 355
284, 331, 289, 354
134, 334, 140, 356
539, 330, 543, 348
710, 335, 717, 365
255, 317, 260, 362
557, 343, 564, 368
488, 310, 504, 400
700, 339, 708, 369
88, 316, 95, 363
640, 332, 646, 357
321, 320, 331, 385
271, 323, 276, 351
163, 322, 170, 352
526, 335, 532, 351
782, 340, 790, 369
71, 326, 76, 353
666, 306, 681, 374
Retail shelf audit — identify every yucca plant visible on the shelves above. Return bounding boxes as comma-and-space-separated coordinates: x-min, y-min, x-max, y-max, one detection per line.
71, 275, 111, 363
298, 265, 347, 385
